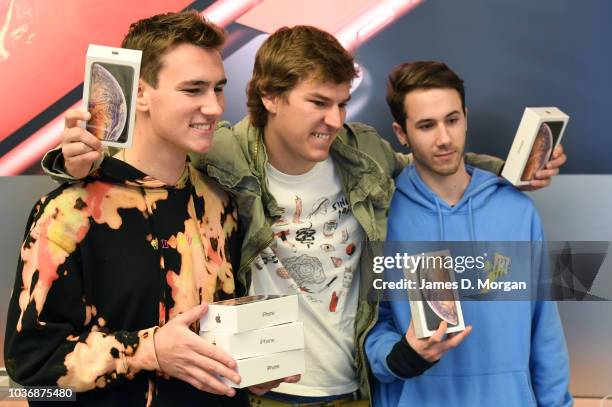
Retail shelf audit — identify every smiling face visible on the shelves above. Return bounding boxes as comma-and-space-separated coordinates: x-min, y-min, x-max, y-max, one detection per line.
140, 42, 226, 155
262, 78, 351, 175
393, 88, 467, 180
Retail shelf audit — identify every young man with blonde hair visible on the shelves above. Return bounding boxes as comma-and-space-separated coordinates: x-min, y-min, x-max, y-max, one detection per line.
43, 25, 565, 406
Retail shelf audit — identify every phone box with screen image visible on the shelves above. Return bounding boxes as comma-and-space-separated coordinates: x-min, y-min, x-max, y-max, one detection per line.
502, 107, 569, 186
82, 44, 141, 149
404, 250, 465, 339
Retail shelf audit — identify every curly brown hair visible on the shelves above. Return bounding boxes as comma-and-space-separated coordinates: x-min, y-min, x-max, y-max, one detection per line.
247, 26, 358, 129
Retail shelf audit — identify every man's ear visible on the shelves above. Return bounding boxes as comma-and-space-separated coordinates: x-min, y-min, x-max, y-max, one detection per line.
261, 93, 280, 114
136, 79, 150, 112
464, 106, 469, 132
392, 122, 409, 148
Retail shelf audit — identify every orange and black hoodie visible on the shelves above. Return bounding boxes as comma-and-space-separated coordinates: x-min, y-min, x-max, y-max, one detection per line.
4, 157, 248, 406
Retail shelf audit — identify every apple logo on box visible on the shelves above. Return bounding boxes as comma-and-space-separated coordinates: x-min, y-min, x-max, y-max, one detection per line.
215, 314, 221, 323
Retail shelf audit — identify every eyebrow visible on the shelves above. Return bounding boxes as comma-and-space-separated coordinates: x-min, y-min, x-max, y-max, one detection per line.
307, 92, 352, 104
178, 78, 228, 87
414, 110, 461, 126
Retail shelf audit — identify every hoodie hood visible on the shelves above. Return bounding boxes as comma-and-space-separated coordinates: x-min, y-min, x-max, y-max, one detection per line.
393, 165, 510, 240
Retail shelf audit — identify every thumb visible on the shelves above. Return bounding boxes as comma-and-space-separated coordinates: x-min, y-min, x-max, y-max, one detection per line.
174, 303, 208, 326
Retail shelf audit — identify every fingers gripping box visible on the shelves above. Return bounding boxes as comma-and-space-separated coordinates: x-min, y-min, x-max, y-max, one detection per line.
82, 44, 141, 149
403, 250, 465, 339
502, 107, 569, 186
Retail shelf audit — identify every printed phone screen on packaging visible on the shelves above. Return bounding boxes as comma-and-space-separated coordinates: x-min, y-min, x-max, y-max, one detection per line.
86, 62, 134, 144
521, 120, 564, 182
415, 263, 460, 330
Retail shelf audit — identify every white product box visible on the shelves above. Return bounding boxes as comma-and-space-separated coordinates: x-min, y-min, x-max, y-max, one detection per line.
221, 349, 305, 388
200, 295, 299, 333
502, 107, 569, 186
403, 250, 465, 339
200, 321, 304, 359
82, 44, 141, 149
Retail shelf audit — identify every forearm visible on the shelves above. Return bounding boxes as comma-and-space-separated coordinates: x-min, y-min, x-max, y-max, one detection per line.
6, 324, 160, 392
41, 146, 109, 182
365, 300, 434, 383
386, 336, 436, 379
57, 327, 160, 391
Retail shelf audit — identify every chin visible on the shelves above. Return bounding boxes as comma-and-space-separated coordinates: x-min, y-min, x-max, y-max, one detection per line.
436, 164, 462, 176
189, 142, 214, 154
308, 149, 331, 162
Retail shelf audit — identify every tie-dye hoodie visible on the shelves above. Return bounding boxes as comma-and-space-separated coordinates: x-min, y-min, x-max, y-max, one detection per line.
4, 157, 248, 406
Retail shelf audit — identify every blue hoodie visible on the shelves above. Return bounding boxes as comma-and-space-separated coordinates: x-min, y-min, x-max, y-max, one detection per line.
366, 165, 572, 407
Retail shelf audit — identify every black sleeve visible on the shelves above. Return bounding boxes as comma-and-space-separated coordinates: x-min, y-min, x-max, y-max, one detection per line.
386, 336, 438, 379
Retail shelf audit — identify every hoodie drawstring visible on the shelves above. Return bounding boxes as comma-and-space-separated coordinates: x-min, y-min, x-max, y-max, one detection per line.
435, 198, 445, 241
468, 197, 476, 241
435, 197, 476, 242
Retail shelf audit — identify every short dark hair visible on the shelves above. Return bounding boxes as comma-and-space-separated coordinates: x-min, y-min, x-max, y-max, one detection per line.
247, 25, 358, 129
386, 61, 465, 132
122, 11, 225, 87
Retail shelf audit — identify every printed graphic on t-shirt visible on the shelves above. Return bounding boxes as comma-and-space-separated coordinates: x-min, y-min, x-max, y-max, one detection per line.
255, 186, 362, 313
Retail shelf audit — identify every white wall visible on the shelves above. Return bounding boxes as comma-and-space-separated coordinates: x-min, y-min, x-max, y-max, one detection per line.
529, 175, 612, 397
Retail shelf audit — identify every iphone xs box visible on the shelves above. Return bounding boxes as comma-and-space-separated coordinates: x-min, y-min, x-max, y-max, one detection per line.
502, 107, 569, 186
82, 44, 141, 148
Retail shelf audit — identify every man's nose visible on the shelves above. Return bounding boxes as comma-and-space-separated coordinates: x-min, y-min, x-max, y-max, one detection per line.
324, 105, 344, 129
200, 93, 224, 117
436, 123, 452, 146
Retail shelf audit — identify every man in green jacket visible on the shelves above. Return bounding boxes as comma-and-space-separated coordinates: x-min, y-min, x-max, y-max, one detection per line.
43, 25, 565, 406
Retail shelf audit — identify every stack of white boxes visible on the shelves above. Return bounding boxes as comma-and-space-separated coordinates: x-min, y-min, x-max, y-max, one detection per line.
200, 294, 305, 388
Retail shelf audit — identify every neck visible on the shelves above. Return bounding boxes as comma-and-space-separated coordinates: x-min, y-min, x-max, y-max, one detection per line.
263, 123, 316, 176
115, 118, 187, 185
415, 161, 471, 206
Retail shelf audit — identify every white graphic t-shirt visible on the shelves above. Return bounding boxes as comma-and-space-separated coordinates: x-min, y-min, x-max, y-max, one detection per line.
250, 157, 363, 396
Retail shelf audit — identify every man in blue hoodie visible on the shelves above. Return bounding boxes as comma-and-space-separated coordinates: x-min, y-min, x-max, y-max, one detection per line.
365, 61, 572, 407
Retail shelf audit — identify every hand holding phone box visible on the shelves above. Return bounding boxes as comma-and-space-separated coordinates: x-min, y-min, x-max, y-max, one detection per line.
502, 107, 569, 186
82, 44, 141, 149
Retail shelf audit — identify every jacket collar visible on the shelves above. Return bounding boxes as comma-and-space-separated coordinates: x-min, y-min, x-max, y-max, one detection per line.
204, 117, 393, 215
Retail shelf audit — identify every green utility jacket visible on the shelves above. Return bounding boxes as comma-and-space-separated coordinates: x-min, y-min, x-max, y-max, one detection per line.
42, 117, 503, 402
